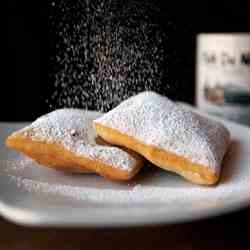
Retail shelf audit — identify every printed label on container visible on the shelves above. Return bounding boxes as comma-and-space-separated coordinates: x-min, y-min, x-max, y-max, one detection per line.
196, 33, 250, 126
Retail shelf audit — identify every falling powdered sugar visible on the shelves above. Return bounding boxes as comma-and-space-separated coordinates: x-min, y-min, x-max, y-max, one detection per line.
48, 0, 179, 112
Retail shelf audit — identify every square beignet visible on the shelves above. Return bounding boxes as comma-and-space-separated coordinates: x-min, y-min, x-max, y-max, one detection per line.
6, 109, 143, 181
93, 91, 230, 185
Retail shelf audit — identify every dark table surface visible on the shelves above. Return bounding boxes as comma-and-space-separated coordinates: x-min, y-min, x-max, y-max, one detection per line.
0, 207, 249, 250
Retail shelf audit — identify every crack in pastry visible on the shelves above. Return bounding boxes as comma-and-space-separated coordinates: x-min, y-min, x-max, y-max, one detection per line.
93, 91, 230, 185
6, 109, 143, 181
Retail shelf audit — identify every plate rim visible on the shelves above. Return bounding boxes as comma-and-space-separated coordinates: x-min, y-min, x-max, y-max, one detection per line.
1, 195, 250, 228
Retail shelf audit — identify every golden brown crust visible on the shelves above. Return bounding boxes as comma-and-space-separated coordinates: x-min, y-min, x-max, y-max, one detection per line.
93, 123, 219, 185
5, 134, 142, 181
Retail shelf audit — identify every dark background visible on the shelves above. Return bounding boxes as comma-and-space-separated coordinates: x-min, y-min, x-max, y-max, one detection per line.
4, 0, 250, 121
3, 1, 250, 244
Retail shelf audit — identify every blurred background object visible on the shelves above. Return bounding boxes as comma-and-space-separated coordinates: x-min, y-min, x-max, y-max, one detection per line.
4, 0, 250, 121
196, 33, 250, 126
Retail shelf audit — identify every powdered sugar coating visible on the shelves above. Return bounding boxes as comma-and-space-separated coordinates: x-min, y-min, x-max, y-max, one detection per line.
94, 91, 230, 173
13, 109, 137, 172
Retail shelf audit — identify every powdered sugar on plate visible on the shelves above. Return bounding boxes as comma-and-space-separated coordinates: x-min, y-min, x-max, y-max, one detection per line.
5, 163, 250, 204
94, 91, 231, 173
0, 156, 34, 172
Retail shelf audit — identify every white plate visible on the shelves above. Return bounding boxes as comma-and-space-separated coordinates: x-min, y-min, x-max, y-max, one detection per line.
0, 108, 250, 227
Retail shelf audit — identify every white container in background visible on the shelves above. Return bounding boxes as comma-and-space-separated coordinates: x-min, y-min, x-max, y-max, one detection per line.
196, 33, 250, 126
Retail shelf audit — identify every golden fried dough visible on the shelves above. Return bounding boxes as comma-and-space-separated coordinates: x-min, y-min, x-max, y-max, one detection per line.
6, 109, 143, 181
93, 91, 230, 185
